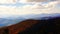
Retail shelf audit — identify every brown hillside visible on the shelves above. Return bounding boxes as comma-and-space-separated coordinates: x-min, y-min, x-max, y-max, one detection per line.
0, 17, 60, 34
0, 19, 41, 34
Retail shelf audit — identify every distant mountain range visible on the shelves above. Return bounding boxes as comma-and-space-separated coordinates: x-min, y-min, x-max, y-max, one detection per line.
0, 17, 25, 27
0, 13, 60, 27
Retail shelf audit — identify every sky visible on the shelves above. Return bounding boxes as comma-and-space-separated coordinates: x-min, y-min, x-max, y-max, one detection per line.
0, 0, 60, 18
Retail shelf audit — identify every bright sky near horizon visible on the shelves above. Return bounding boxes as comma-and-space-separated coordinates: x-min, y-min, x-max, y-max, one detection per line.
0, 0, 60, 17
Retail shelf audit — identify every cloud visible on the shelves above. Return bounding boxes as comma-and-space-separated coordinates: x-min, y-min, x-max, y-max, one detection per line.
0, 1, 60, 17
0, 0, 16, 4
0, 6, 16, 16
19, 0, 58, 3
44, 1, 59, 8
0, 5, 16, 11
19, 0, 48, 3
20, 1, 59, 9
17, 1, 60, 14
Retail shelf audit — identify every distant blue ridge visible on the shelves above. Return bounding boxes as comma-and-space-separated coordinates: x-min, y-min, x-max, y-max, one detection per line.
0, 13, 60, 27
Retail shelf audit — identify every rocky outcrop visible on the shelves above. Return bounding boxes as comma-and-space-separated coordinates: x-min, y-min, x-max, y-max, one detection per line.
0, 17, 60, 34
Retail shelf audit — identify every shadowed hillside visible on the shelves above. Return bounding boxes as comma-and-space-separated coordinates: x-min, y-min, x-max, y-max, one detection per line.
0, 17, 60, 34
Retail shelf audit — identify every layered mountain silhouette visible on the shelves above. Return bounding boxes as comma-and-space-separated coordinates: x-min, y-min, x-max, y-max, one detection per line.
0, 17, 60, 34
0, 13, 60, 27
